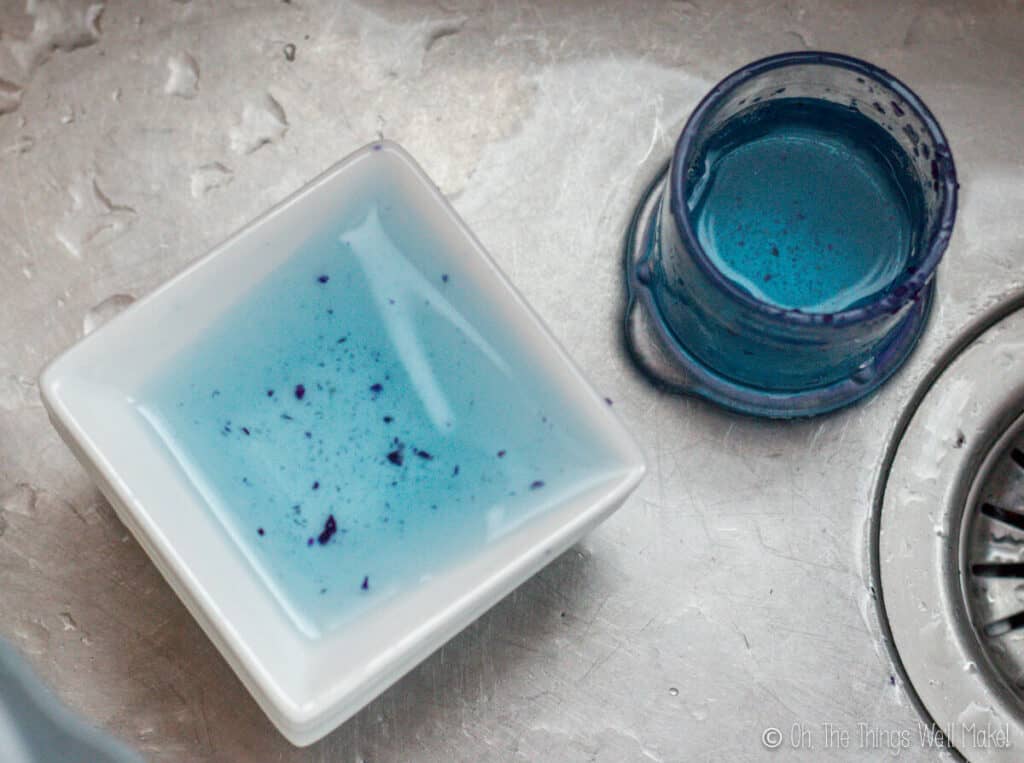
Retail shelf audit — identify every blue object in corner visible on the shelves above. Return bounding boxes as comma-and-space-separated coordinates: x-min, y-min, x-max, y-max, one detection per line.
0, 639, 143, 763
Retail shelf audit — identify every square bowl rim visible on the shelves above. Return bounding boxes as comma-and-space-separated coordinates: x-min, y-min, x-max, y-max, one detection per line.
38, 139, 646, 744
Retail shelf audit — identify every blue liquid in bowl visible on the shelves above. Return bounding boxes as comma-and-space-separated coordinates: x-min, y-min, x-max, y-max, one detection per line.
138, 185, 615, 638
687, 98, 921, 313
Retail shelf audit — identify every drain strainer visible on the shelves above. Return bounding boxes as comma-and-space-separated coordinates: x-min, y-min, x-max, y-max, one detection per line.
964, 423, 1024, 689
877, 298, 1024, 761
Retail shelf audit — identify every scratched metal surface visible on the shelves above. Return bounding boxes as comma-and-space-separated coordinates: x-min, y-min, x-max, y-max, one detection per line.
1, 1, 1023, 761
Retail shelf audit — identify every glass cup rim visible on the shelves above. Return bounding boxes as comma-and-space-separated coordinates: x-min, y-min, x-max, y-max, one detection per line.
668, 50, 958, 328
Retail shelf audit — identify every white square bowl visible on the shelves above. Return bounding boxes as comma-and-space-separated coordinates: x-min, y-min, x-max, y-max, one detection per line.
39, 141, 645, 746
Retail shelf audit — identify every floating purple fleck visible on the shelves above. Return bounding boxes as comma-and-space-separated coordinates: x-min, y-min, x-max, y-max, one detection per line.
242, 427, 251, 435
530, 480, 545, 490
257, 527, 265, 536
361, 576, 369, 590
294, 384, 306, 400
317, 515, 337, 545
387, 448, 404, 466
317, 274, 329, 284
312, 481, 320, 490
497, 450, 506, 458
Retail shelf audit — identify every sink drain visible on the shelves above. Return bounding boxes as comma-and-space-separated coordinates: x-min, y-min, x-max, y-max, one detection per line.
876, 296, 1024, 762
964, 422, 1024, 685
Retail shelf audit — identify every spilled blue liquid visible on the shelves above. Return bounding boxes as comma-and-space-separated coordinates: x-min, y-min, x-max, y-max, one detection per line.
687, 98, 921, 313
137, 185, 615, 639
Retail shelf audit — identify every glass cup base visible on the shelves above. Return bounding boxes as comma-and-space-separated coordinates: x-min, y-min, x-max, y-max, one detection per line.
623, 163, 934, 419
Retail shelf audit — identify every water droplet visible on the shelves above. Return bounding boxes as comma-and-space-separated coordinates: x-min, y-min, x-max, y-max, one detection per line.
1, 483, 39, 517
784, 30, 811, 50
83, 293, 136, 335
13, 619, 50, 655
55, 174, 136, 258
59, 103, 74, 124
8, 0, 104, 73
4, 135, 35, 155
229, 93, 288, 154
165, 51, 199, 99
190, 162, 233, 198
852, 363, 875, 384
635, 262, 652, 285
963, 660, 977, 673
0, 79, 24, 116
0, 376, 39, 412
351, 7, 466, 79
58, 612, 78, 631
956, 701, 998, 730
668, 687, 679, 696
422, 20, 464, 53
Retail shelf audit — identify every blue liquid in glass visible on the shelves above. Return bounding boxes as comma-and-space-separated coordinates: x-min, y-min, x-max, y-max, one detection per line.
687, 98, 920, 313
137, 184, 616, 638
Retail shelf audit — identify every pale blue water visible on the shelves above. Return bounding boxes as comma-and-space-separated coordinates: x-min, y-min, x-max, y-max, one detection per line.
138, 184, 615, 639
687, 98, 919, 313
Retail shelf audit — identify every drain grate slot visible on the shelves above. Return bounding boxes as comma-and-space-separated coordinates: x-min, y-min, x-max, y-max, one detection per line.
980, 501, 1024, 532
1011, 447, 1024, 470
984, 612, 1024, 638
972, 562, 1024, 578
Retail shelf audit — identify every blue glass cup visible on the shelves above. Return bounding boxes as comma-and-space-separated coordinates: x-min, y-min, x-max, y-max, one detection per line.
624, 52, 958, 418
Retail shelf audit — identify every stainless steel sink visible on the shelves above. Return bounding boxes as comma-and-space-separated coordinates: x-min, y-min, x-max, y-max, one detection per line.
2, 1, 1023, 760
